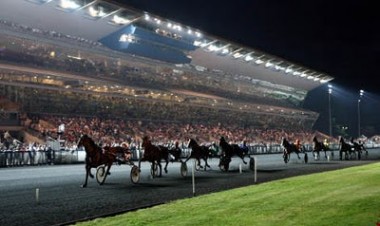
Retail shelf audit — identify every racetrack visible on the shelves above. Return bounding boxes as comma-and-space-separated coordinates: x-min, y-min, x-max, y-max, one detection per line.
0, 150, 379, 226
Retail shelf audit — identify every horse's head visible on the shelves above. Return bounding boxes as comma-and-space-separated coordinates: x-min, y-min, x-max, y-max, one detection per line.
142, 136, 150, 148
313, 136, 317, 143
281, 137, 289, 147
77, 134, 89, 148
187, 138, 195, 148
219, 136, 227, 146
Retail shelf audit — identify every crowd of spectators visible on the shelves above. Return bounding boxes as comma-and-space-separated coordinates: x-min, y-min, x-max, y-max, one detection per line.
26, 114, 315, 147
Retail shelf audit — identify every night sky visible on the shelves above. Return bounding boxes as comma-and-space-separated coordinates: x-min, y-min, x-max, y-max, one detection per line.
115, 0, 380, 136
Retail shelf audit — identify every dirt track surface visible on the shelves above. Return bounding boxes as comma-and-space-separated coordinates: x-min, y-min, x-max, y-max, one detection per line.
0, 152, 379, 226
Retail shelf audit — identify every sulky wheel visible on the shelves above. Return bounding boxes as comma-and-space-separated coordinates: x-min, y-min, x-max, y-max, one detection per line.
96, 165, 106, 185
130, 165, 140, 184
180, 162, 188, 177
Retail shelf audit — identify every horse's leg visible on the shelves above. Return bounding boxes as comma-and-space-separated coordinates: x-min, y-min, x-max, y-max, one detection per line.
202, 157, 208, 171
81, 165, 90, 188
197, 158, 204, 169
324, 150, 327, 159
100, 163, 112, 185
204, 157, 211, 169
164, 159, 169, 174
157, 162, 163, 177
240, 153, 247, 164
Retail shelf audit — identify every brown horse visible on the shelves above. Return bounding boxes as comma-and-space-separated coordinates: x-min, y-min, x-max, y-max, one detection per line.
140, 136, 169, 177
77, 134, 128, 187
186, 138, 211, 170
312, 136, 329, 159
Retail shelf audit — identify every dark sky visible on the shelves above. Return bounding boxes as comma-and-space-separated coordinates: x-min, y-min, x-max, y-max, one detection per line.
115, 0, 380, 136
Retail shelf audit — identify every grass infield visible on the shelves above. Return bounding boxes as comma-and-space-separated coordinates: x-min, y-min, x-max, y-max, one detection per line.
75, 163, 380, 226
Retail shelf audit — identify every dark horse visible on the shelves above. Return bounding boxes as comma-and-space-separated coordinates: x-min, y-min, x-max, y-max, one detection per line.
281, 137, 308, 164
219, 136, 248, 171
186, 138, 211, 170
77, 134, 129, 187
140, 136, 169, 177
312, 136, 329, 160
339, 137, 361, 160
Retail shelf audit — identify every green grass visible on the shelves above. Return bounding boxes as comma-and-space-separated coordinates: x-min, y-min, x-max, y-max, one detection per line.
75, 163, 380, 226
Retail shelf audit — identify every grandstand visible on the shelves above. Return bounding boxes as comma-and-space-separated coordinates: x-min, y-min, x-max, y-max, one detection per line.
0, 0, 333, 140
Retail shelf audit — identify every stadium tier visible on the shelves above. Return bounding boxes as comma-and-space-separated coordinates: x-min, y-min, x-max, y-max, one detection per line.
0, 0, 333, 131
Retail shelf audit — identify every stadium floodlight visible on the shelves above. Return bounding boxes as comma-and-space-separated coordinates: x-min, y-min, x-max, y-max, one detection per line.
195, 31, 202, 38
285, 66, 294, 74
112, 15, 130, 25
233, 52, 243, 59
193, 40, 202, 46
358, 89, 364, 138
60, 0, 80, 10
221, 48, 229, 54
144, 14, 150, 21
187, 29, 193, 35
208, 45, 219, 52
265, 61, 273, 68
119, 34, 135, 43
255, 59, 264, 64
88, 6, 106, 17
244, 55, 253, 61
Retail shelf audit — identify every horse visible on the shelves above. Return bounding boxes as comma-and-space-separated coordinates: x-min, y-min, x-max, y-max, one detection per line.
140, 136, 169, 177
77, 134, 128, 187
339, 137, 357, 160
186, 138, 212, 170
312, 136, 329, 160
218, 136, 248, 171
355, 140, 368, 158
281, 137, 307, 164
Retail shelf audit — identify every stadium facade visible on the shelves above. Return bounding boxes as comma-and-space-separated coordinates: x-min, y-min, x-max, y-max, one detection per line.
0, 0, 333, 131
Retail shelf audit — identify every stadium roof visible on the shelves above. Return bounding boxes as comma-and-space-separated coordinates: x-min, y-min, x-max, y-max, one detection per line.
0, 0, 333, 92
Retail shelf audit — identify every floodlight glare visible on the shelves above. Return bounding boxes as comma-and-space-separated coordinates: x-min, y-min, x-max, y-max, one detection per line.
112, 15, 130, 24
320, 79, 329, 83
285, 68, 293, 73
60, 0, 80, 9
233, 52, 242, 58
255, 59, 264, 64
265, 62, 273, 68
221, 48, 229, 54
244, 55, 253, 61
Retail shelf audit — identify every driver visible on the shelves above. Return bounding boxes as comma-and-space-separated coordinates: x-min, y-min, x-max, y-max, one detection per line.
295, 139, 302, 151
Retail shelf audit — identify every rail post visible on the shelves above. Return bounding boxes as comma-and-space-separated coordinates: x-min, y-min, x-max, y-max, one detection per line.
192, 159, 195, 196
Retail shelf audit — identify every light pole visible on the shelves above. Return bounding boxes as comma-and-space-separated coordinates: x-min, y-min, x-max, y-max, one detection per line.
328, 84, 332, 137
358, 89, 364, 138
